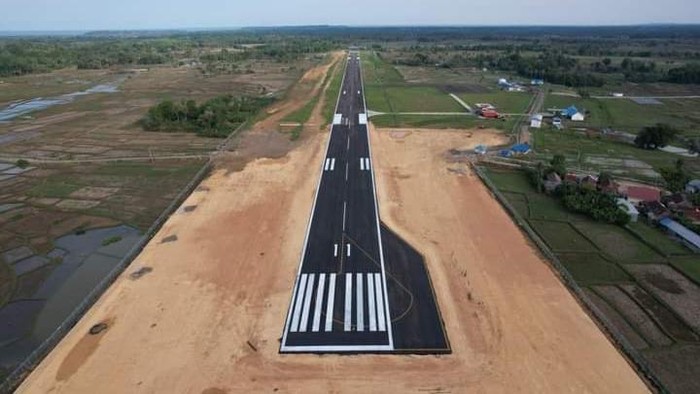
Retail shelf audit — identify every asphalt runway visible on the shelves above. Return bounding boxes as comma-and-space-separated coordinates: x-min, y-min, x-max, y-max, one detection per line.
280, 52, 449, 354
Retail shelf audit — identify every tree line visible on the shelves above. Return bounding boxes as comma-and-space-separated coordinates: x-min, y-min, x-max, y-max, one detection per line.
139, 95, 273, 138
391, 48, 700, 87
0, 35, 338, 77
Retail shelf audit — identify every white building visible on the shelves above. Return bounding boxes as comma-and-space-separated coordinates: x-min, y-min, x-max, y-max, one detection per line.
617, 198, 639, 222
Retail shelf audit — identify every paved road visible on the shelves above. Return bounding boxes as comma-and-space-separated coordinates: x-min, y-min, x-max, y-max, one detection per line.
280, 52, 393, 352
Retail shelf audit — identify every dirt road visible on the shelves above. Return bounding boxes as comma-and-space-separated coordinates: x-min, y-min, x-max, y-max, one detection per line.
17, 126, 648, 393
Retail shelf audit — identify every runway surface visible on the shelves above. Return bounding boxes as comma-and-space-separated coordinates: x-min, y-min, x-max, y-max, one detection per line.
280, 52, 449, 353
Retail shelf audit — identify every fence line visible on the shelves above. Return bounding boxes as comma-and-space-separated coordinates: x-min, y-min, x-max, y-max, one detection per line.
1, 159, 213, 393
472, 164, 667, 394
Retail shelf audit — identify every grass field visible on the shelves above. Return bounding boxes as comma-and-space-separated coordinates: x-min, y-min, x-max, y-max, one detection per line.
362, 51, 404, 86
367, 86, 464, 113
670, 256, 700, 284
322, 61, 345, 122
362, 51, 490, 128
283, 95, 319, 124
545, 94, 700, 136
459, 91, 534, 113
531, 129, 700, 179
483, 167, 697, 282
481, 166, 700, 388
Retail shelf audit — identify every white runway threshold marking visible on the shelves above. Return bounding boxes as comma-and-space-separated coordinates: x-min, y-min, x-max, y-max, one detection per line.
367, 273, 377, 332
334, 243, 338, 257
375, 273, 387, 332
290, 274, 309, 332
325, 273, 336, 332
356, 273, 364, 332
324, 158, 330, 171
346, 243, 351, 257
360, 158, 365, 171
365, 158, 370, 170
344, 273, 352, 331
299, 273, 315, 332
330, 158, 336, 171
333, 113, 343, 125
312, 273, 326, 332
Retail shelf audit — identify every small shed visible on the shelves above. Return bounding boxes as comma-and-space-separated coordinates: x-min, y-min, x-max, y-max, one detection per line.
686, 179, 700, 194
659, 218, 700, 252
616, 198, 639, 222
552, 117, 562, 129
562, 105, 585, 121
530, 114, 543, 129
511, 143, 531, 155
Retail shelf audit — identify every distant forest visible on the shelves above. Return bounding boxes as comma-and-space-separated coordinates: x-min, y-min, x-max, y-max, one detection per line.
0, 33, 336, 77
1, 25, 700, 86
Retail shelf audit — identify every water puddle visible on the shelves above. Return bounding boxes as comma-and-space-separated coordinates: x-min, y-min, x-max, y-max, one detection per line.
0, 79, 123, 122
0, 225, 141, 377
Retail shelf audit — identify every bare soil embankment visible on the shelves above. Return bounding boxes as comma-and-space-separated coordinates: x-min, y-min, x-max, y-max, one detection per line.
18, 124, 649, 393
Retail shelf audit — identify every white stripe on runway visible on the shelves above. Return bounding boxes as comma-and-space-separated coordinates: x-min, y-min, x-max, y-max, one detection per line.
324, 158, 330, 171
330, 158, 336, 171
375, 273, 387, 332
365, 158, 370, 170
356, 273, 364, 332
360, 158, 365, 171
334, 243, 338, 257
367, 273, 377, 332
325, 273, 336, 332
311, 273, 326, 332
347, 243, 351, 257
290, 274, 308, 332
344, 273, 352, 331
299, 273, 315, 332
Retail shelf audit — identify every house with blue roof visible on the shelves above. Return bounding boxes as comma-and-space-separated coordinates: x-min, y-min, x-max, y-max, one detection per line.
561, 105, 585, 121
659, 217, 700, 252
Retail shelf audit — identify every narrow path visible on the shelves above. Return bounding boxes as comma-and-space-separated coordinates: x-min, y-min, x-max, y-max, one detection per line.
370, 112, 473, 117
448, 93, 473, 113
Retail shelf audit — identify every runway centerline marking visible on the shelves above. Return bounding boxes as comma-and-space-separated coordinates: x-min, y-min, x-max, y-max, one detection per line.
342, 201, 347, 231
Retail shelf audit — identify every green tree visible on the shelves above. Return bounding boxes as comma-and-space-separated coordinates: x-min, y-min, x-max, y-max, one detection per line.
660, 159, 690, 193
634, 123, 680, 150
550, 154, 567, 177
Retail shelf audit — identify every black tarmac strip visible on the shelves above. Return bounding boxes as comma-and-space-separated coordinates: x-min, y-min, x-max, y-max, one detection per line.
280, 51, 449, 354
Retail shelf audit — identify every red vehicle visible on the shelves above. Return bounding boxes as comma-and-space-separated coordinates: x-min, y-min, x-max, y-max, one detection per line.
480, 109, 501, 119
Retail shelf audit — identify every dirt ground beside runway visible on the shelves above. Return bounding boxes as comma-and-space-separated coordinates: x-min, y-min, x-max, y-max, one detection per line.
17, 126, 649, 393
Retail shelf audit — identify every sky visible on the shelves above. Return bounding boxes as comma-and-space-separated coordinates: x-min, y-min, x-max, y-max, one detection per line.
1, 0, 699, 31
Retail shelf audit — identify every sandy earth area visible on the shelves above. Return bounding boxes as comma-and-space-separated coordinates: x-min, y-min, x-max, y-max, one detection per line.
16, 124, 650, 393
